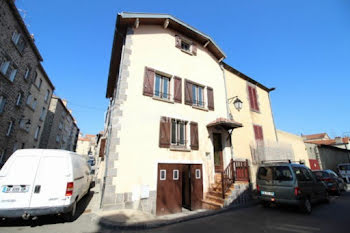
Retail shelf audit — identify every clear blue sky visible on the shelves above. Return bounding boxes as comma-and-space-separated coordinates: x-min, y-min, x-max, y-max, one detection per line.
15, 0, 350, 137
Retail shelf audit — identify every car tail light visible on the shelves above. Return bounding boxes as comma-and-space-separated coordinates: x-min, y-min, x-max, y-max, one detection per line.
322, 178, 332, 182
66, 182, 74, 196
256, 184, 260, 192
294, 187, 301, 196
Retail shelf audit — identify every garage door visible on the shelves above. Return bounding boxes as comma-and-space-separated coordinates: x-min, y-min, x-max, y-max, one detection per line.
156, 164, 182, 215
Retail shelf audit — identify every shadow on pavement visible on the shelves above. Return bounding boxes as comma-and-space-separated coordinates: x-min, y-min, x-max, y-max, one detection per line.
0, 191, 94, 228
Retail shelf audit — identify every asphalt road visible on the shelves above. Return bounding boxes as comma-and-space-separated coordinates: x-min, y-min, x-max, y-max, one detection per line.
1, 191, 350, 233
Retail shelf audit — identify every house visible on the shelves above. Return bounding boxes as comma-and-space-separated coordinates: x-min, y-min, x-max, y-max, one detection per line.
39, 96, 79, 151
0, 0, 51, 165
102, 12, 245, 215
302, 133, 330, 142
76, 133, 98, 156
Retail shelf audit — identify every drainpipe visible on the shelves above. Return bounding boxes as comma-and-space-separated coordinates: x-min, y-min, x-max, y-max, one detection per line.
220, 64, 234, 160
100, 31, 126, 209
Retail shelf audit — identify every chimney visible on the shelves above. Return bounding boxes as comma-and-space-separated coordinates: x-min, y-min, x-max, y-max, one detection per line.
335, 137, 343, 144
30, 34, 35, 42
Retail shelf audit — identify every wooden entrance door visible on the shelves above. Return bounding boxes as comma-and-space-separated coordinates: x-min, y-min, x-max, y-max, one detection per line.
156, 164, 182, 215
213, 133, 223, 172
190, 164, 203, 210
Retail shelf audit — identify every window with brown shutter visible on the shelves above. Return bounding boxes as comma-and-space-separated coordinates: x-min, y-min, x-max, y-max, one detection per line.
99, 138, 106, 157
207, 87, 214, 110
159, 117, 171, 148
253, 125, 264, 141
175, 35, 197, 56
248, 85, 259, 112
190, 122, 199, 150
175, 35, 181, 49
185, 80, 193, 105
174, 76, 182, 103
143, 67, 155, 96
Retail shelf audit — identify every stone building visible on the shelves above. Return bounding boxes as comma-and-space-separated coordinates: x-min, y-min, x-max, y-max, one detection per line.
0, 0, 43, 165
39, 96, 79, 151
20, 63, 54, 149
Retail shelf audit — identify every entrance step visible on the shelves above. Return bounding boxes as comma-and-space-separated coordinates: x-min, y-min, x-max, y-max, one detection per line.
202, 199, 223, 210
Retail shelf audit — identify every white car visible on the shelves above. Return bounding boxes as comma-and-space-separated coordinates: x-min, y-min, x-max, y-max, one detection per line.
0, 149, 92, 221
337, 163, 350, 183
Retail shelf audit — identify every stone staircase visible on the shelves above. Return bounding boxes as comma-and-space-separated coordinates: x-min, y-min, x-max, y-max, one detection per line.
202, 173, 251, 210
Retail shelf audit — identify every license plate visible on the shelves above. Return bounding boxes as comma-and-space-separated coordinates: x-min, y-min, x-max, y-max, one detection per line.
261, 191, 275, 196
2, 186, 29, 193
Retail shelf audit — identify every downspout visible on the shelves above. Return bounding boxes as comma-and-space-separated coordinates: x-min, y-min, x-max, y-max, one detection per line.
100, 31, 126, 209
220, 64, 234, 160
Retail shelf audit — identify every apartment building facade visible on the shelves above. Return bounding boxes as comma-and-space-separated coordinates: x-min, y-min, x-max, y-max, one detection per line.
102, 13, 243, 215
0, 0, 43, 164
39, 96, 79, 151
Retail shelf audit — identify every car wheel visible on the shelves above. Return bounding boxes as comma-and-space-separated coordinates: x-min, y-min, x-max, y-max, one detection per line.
64, 201, 77, 222
335, 185, 341, 196
301, 198, 312, 214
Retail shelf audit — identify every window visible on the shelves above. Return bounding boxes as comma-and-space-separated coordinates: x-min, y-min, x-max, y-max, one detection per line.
253, 125, 264, 141
154, 74, 170, 99
56, 134, 61, 142
192, 84, 204, 107
12, 30, 26, 53
181, 40, 191, 52
160, 169, 166, 180
19, 117, 27, 130
59, 121, 63, 130
173, 170, 179, 180
36, 78, 42, 89
34, 126, 41, 140
31, 98, 37, 110
15, 92, 22, 106
0, 59, 17, 82
0, 149, 5, 164
44, 89, 50, 102
248, 85, 259, 112
195, 169, 201, 179
26, 93, 32, 105
24, 67, 30, 80
257, 166, 293, 181
171, 119, 186, 146
0, 96, 6, 113
293, 167, 309, 182
40, 107, 46, 120
6, 121, 14, 136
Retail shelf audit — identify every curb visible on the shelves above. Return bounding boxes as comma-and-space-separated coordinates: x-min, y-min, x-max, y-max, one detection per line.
97, 200, 259, 230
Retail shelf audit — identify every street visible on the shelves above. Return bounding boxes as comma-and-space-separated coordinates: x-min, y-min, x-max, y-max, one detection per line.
0, 190, 349, 233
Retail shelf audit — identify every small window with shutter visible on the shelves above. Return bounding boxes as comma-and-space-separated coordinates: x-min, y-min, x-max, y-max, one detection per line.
253, 125, 264, 142
175, 35, 197, 56
248, 85, 259, 112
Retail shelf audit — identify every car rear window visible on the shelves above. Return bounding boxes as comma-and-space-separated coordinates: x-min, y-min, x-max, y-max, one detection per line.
338, 165, 350, 171
257, 166, 293, 181
313, 171, 329, 178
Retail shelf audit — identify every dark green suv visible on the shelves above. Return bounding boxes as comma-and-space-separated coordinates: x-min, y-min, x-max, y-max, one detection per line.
256, 162, 329, 213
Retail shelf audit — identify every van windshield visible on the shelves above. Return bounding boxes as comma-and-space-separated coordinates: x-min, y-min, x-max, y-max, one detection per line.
338, 165, 350, 171
257, 166, 293, 181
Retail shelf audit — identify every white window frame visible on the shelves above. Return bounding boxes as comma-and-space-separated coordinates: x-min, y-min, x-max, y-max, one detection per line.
171, 119, 187, 146
0, 96, 6, 113
15, 92, 22, 106
26, 93, 32, 105
36, 78, 42, 89
173, 169, 179, 180
12, 31, 21, 45
34, 126, 41, 140
6, 121, 14, 136
24, 67, 30, 80
40, 107, 46, 120
0, 61, 10, 76
192, 84, 205, 107
154, 74, 171, 100
44, 89, 50, 102
195, 169, 201, 179
160, 169, 166, 180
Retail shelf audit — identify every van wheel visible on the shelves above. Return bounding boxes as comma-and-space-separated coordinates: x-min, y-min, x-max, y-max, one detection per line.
64, 201, 77, 222
301, 198, 312, 214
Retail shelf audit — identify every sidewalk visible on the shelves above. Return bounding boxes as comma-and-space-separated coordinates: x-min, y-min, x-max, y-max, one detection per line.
94, 200, 258, 230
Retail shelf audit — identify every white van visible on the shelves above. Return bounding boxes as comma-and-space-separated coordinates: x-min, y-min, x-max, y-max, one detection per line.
0, 149, 92, 221
338, 163, 350, 183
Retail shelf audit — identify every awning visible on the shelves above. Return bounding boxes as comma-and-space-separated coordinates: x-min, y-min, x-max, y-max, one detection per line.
207, 118, 243, 130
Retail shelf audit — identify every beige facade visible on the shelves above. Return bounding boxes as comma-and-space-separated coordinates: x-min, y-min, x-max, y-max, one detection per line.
20, 63, 54, 149
76, 134, 97, 156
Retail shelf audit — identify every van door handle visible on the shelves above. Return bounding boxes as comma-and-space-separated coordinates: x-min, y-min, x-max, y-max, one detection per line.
34, 185, 41, 193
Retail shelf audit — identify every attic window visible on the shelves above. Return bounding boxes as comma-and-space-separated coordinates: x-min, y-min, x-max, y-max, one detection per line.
175, 35, 197, 56
181, 41, 190, 52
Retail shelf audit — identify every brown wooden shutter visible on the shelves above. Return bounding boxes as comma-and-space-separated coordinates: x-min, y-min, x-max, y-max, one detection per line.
185, 80, 193, 105
248, 86, 254, 110
143, 67, 155, 97
175, 35, 181, 48
99, 138, 106, 157
190, 122, 199, 150
253, 125, 263, 141
252, 88, 259, 111
207, 87, 214, 110
159, 117, 171, 148
192, 44, 197, 55
174, 76, 182, 103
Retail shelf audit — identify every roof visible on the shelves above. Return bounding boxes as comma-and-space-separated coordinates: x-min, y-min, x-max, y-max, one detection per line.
106, 12, 226, 98
38, 63, 55, 90
7, 0, 43, 61
305, 138, 349, 146
303, 133, 329, 141
207, 117, 243, 130
222, 62, 274, 93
